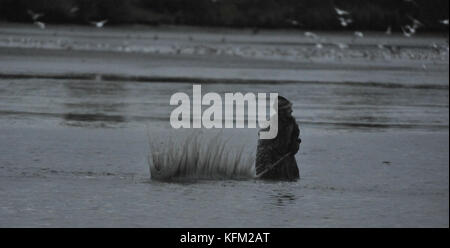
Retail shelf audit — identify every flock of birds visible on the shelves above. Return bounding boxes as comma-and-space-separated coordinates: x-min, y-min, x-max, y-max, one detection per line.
27, 9, 108, 30
26, 2, 449, 33
300, 6, 449, 51
17, 6, 449, 63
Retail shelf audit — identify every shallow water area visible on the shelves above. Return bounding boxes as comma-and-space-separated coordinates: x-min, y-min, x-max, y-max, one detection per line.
0, 25, 448, 227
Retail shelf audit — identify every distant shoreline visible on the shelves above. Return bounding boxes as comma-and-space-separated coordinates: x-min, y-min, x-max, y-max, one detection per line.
0, 21, 449, 35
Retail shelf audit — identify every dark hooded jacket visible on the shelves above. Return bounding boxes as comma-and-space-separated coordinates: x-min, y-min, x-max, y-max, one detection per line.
255, 113, 300, 180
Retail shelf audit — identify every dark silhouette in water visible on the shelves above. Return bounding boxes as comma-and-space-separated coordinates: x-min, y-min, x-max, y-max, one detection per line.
256, 96, 301, 181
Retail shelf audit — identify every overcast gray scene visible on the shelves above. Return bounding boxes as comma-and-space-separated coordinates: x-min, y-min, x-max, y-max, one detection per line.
0, 0, 448, 227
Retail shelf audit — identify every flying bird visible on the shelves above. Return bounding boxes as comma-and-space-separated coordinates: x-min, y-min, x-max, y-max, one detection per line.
334, 7, 350, 16
408, 16, 424, 29
27, 9, 44, 21
399, 17, 424, 38
439, 19, 449, 25
401, 26, 414, 37
69, 6, 79, 14
304, 32, 318, 39
34, 21, 46, 29
354, 31, 364, 38
430, 43, 441, 53
386, 26, 392, 35
338, 17, 353, 27
90, 20, 108, 28
291, 20, 299, 26
405, 25, 417, 35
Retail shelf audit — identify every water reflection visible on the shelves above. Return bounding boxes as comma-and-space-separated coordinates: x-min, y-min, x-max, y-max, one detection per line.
326, 84, 395, 128
270, 189, 297, 207
62, 80, 128, 127
0, 77, 446, 131
63, 113, 125, 122
63, 81, 127, 97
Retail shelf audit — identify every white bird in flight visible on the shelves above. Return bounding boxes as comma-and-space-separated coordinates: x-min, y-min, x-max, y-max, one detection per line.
439, 19, 449, 25
399, 16, 424, 38
406, 25, 417, 34
401, 26, 414, 37
27, 9, 44, 21
34, 21, 46, 29
304, 32, 318, 39
354, 31, 364, 38
338, 17, 353, 27
386, 26, 392, 35
69, 6, 79, 14
291, 20, 299, 26
335, 7, 350, 16
90, 20, 108, 28
408, 16, 424, 29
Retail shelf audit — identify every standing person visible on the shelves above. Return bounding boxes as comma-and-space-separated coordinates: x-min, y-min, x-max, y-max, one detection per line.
255, 96, 301, 180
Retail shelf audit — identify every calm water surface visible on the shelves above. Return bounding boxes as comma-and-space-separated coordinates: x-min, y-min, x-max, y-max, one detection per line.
0, 78, 448, 227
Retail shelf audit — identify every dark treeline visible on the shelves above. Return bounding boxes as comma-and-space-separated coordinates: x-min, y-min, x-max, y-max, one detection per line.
0, 0, 448, 31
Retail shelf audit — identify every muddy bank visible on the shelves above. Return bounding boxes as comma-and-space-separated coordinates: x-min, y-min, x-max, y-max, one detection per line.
0, 24, 448, 85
